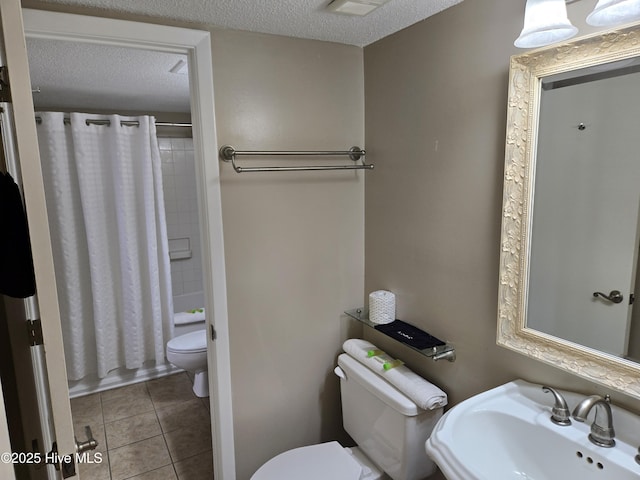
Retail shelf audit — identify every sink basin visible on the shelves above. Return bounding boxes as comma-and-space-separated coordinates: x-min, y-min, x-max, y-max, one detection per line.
425, 379, 640, 480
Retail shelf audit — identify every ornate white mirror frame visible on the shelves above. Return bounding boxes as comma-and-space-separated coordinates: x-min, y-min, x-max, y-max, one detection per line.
497, 23, 640, 399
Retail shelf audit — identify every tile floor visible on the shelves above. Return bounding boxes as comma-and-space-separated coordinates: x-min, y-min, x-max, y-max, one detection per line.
70, 372, 213, 480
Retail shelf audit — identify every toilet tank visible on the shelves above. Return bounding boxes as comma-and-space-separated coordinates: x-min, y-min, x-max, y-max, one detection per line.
336, 353, 442, 480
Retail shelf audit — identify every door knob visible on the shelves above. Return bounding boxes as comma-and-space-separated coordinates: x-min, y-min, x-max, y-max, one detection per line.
75, 425, 98, 454
593, 290, 624, 304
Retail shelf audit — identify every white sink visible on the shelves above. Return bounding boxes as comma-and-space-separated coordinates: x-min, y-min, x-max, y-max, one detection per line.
425, 379, 640, 480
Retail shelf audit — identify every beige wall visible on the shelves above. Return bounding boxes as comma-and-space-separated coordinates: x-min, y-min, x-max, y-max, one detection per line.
211, 29, 364, 478
363, 0, 640, 422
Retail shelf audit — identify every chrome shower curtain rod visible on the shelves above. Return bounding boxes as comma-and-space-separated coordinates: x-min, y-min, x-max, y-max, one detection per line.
34, 116, 192, 128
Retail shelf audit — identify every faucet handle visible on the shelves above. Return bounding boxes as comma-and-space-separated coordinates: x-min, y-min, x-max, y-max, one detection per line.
542, 386, 572, 426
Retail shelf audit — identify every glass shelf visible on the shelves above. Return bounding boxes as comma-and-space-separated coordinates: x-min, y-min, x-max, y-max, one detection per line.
345, 307, 456, 362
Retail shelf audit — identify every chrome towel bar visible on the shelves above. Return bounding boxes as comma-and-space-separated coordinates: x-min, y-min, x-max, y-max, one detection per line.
219, 145, 373, 173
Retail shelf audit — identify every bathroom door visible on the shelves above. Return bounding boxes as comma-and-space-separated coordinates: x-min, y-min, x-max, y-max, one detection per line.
0, 0, 78, 477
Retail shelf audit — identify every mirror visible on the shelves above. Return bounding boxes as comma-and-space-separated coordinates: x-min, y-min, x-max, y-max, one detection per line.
530, 58, 640, 359
497, 23, 640, 399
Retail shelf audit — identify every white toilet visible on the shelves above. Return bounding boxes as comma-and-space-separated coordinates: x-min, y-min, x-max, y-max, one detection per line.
251, 352, 444, 480
166, 329, 209, 397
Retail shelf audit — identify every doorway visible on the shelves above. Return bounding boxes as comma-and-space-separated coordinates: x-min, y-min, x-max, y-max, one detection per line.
20, 8, 235, 479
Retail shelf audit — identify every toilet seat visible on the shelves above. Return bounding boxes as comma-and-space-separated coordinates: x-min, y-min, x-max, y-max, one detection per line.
166, 329, 207, 354
251, 442, 362, 480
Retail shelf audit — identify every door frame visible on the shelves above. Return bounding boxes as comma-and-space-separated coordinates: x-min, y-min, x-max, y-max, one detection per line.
22, 9, 236, 479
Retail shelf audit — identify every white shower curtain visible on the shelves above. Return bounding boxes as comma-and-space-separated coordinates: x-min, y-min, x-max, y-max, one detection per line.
37, 112, 173, 380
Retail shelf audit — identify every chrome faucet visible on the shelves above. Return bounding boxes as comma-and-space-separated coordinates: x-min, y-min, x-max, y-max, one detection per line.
542, 386, 571, 426
572, 394, 616, 447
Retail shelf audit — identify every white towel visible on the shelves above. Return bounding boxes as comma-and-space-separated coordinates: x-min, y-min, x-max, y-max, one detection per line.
342, 338, 447, 411
174, 308, 206, 325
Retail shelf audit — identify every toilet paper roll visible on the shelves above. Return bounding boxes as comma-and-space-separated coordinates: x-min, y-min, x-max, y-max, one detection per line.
369, 290, 396, 325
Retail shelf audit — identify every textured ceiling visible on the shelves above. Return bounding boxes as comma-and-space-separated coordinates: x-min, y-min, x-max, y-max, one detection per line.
38, 0, 464, 47
27, 38, 191, 113
27, 0, 464, 113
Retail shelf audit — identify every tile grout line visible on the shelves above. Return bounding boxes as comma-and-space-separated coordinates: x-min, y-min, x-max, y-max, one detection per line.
99, 391, 115, 480
149, 377, 181, 480
107, 433, 166, 452
121, 463, 176, 480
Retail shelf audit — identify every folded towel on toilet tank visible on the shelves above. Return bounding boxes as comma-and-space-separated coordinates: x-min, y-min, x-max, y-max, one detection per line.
342, 338, 447, 411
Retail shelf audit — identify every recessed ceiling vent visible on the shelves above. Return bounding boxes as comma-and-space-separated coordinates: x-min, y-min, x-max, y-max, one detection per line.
326, 0, 391, 16
169, 59, 188, 75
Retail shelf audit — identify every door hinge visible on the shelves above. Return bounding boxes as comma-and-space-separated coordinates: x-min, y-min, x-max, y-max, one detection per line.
27, 319, 44, 346
31, 439, 45, 471
0, 66, 11, 103
49, 442, 76, 477
210, 324, 217, 341
61, 456, 76, 478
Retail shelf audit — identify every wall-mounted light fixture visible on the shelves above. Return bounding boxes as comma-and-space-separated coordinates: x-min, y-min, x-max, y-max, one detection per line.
515, 0, 640, 48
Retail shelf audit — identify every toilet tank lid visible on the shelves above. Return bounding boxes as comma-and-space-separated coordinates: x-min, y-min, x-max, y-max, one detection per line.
251, 442, 361, 480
